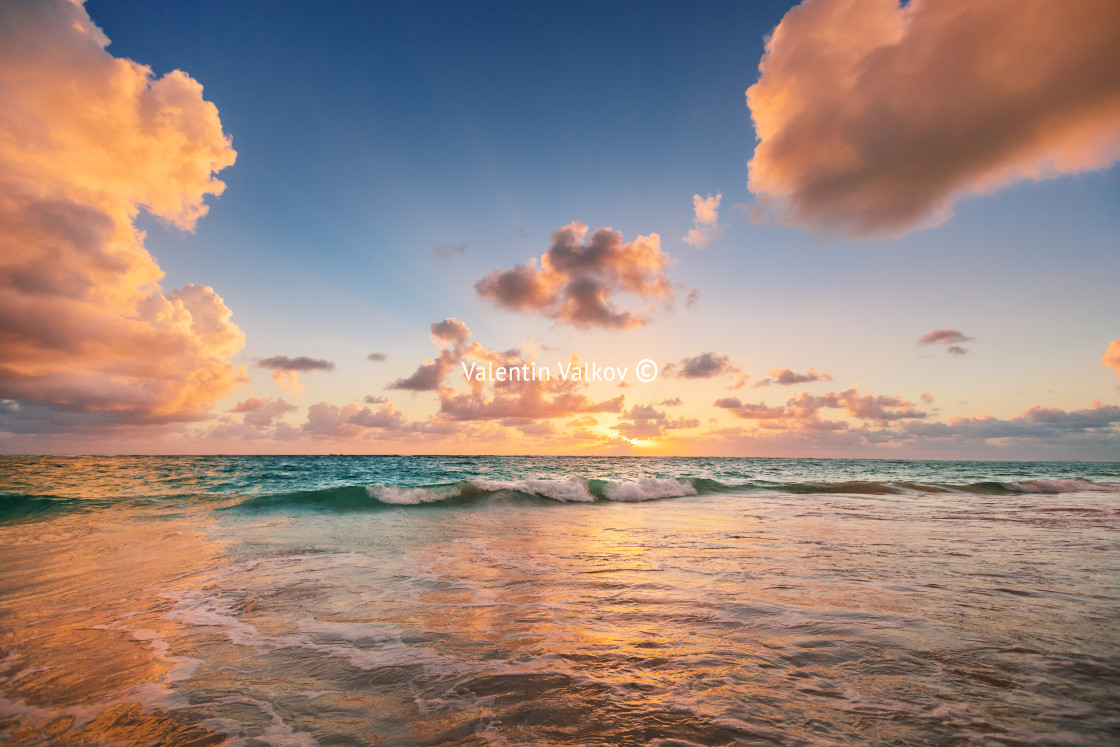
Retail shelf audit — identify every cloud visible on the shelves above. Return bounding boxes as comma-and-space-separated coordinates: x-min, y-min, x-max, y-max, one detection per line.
682, 193, 723, 248
666, 352, 740, 379
685, 289, 701, 308
229, 397, 297, 428
363, 395, 388, 404
905, 402, 1120, 440
659, 398, 683, 407
918, 329, 972, 356
0, 0, 243, 429
475, 221, 673, 329
256, 355, 335, 394
716, 386, 927, 427
367, 352, 387, 362
613, 404, 699, 440
257, 356, 335, 372
431, 242, 467, 259
754, 367, 832, 387
745, 0, 1120, 236
1104, 340, 1120, 379
387, 318, 474, 392
918, 329, 972, 346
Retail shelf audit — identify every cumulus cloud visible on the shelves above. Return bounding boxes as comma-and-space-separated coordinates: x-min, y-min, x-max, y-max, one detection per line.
716, 386, 927, 428
665, 352, 740, 379
905, 402, 1120, 440
256, 355, 335, 394
390, 319, 625, 428
746, 0, 1120, 236
754, 367, 832, 387
1103, 340, 1120, 379
229, 397, 297, 428
0, 0, 243, 429
475, 221, 673, 329
367, 352, 387, 362
682, 193, 723, 248
613, 404, 700, 440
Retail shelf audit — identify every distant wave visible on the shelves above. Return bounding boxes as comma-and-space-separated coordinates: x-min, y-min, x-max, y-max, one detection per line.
4, 476, 1117, 522
0, 492, 108, 523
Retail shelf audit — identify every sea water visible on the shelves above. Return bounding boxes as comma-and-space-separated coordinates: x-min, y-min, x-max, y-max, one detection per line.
1, 456, 1118, 745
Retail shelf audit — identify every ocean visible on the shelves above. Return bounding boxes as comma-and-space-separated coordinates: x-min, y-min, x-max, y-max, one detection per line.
1, 455, 1118, 745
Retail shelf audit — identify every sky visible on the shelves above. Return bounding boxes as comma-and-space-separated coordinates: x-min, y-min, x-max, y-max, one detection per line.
1, 0, 1118, 458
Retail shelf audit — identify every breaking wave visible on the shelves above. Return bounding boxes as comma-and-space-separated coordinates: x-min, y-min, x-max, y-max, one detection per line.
4, 475, 1117, 522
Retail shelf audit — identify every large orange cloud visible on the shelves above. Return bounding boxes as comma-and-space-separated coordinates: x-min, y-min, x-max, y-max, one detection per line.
476, 221, 672, 329
0, 0, 243, 430
746, 0, 1120, 236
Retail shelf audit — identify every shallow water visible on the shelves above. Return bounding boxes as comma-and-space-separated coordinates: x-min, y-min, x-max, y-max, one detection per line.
2, 456, 1119, 745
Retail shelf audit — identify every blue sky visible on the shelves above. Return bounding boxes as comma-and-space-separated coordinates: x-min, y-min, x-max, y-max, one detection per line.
2, 0, 1118, 455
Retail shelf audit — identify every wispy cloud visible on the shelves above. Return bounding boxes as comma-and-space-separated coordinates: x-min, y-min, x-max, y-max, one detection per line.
431, 242, 467, 259
753, 367, 832, 387
918, 329, 973, 356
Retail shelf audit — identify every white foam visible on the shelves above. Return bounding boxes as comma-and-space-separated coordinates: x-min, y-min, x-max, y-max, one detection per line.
368, 485, 462, 504
605, 477, 697, 502
1004, 478, 1119, 494
476, 478, 595, 502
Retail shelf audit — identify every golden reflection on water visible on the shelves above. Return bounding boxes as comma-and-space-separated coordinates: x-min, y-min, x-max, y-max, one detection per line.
0, 509, 230, 744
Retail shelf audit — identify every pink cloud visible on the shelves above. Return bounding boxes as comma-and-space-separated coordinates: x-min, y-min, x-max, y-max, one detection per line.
918, 329, 972, 346
476, 221, 673, 329
682, 193, 723, 248
0, 0, 243, 430
754, 367, 832, 387
746, 0, 1120, 236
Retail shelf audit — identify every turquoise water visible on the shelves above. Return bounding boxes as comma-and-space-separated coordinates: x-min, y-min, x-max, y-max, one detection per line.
2, 456, 1119, 744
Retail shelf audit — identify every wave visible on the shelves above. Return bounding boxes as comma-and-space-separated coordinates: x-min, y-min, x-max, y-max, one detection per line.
0, 492, 107, 523
5, 476, 1117, 522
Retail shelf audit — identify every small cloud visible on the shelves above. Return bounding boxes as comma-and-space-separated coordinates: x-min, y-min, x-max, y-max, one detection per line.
658, 398, 683, 407
229, 397, 297, 428
665, 352, 740, 379
1103, 340, 1120, 379
685, 288, 701, 308
918, 329, 973, 356
475, 221, 673, 330
516, 226, 530, 241
256, 355, 335, 394
363, 395, 388, 404
921, 392, 935, 403
766, 367, 832, 386
682, 193, 723, 249
918, 329, 972, 346
367, 352, 387, 362
431, 242, 467, 259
